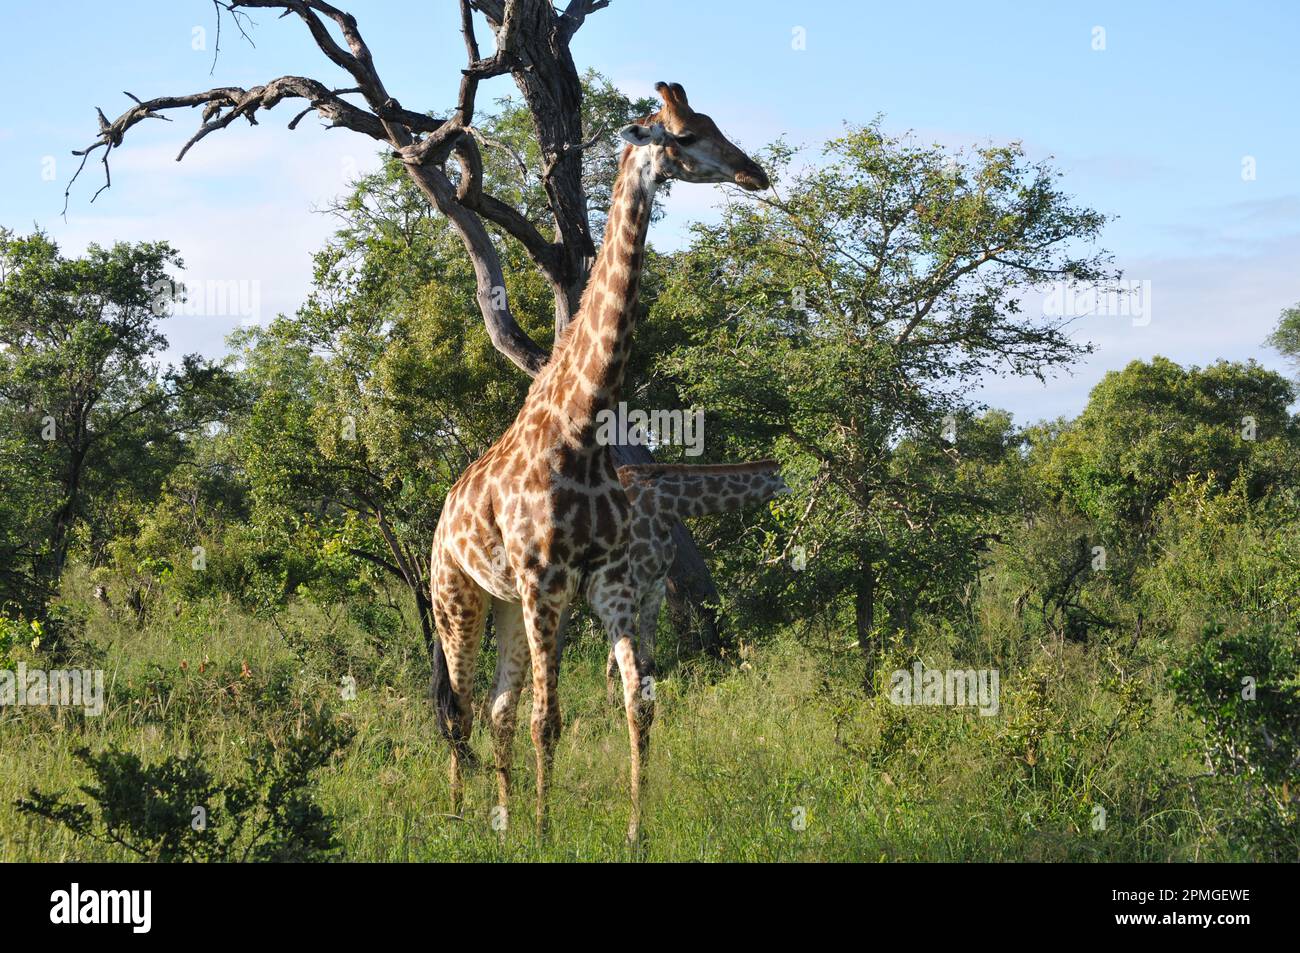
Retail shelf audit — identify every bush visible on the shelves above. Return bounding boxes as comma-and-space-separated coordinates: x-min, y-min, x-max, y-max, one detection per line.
16, 705, 354, 861
1172, 622, 1300, 859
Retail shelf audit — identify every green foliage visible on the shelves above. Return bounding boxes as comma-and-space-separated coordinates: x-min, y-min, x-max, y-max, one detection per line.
15, 705, 354, 862
1042, 357, 1299, 542
0, 427, 60, 612
0, 229, 236, 618
1172, 622, 1300, 857
1173, 623, 1300, 785
1266, 301, 1300, 375
657, 123, 1111, 649
1138, 477, 1297, 629
0, 615, 42, 670
991, 503, 1115, 642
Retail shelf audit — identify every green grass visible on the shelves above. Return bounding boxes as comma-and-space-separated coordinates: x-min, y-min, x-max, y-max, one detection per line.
0, 574, 1246, 862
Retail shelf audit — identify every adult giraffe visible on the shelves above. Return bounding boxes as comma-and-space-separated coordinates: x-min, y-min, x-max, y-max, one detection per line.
430, 81, 769, 840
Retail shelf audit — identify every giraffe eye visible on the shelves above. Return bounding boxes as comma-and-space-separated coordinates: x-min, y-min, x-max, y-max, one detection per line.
674, 133, 698, 146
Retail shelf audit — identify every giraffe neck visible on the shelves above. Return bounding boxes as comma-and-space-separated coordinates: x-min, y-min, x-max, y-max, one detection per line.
617, 462, 787, 520
544, 145, 657, 442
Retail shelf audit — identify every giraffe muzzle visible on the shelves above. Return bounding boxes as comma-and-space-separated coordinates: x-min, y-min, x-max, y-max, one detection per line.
735, 164, 769, 191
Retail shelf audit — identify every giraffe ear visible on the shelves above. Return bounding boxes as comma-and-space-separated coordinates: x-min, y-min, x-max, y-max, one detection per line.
619, 123, 665, 146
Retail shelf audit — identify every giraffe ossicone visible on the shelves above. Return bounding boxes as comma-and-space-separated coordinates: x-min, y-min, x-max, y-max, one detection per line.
429, 80, 774, 842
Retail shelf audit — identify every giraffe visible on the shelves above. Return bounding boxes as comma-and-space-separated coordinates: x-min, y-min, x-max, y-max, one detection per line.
608, 460, 789, 706
429, 81, 769, 840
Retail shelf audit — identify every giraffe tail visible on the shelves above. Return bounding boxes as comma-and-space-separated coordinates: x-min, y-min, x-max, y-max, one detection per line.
430, 637, 478, 768
430, 635, 452, 726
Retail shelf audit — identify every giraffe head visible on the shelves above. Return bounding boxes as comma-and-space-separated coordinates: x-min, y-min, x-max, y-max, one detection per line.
618, 82, 769, 191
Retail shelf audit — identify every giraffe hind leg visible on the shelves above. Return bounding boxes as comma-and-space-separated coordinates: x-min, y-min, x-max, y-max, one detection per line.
589, 573, 651, 843
431, 551, 489, 815
606, 582, 661, 709
632, 581, 663, 764
611, 633, 649, 843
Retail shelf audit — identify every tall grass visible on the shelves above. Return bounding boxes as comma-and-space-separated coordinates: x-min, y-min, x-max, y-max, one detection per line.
0, 570, 1245, 862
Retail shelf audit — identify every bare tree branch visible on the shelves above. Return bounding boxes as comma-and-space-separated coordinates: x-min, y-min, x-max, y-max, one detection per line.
210, 0, 256, 74
64, 79, 399, 215
402, 157, 550, 374
557, 0, 611, 41
451, 135, 562, 280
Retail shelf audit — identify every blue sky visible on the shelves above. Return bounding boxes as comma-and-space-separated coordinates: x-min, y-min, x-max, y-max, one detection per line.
1, 0, 1297, 423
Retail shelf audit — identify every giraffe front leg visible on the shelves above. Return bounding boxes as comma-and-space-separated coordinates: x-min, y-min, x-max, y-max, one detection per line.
529, 644, 562, 836
611, 635, 648, 843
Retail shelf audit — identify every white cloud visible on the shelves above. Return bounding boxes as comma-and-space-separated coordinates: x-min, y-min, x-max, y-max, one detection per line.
974, 231, 1300, 423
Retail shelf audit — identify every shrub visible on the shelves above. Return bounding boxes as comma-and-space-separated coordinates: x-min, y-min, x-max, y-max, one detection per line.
16, 705, 354, 861
1172, 622, 1300, 858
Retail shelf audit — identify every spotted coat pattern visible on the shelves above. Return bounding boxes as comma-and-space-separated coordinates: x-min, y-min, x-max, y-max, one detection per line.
608, 461, 788, 698
429, 82, 771, 841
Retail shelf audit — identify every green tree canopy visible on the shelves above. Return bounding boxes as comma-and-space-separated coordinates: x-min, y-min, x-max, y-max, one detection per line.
0, 230, 234, 618
1041, 356, 1300, 544
653, 123, 1112, 664
1266, 301, 1300, 375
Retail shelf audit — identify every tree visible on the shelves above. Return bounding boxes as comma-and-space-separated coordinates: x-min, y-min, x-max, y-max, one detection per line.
71, 0, 726, 652
1042, 357, 1300, 544
0, 425, 59, 617
0, 230, 233, 618
654, 125, 1112, 671
1267, 301, 1300, 376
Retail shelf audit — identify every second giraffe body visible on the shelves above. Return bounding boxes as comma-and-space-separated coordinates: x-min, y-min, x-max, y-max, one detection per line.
609, 461, 788, 700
